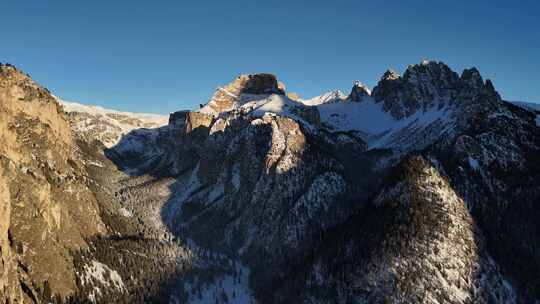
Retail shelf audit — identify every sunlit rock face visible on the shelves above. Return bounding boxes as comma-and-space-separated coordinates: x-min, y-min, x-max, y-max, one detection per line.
0, 168, 23, 303
200, 73, 285, 115
0, 64, 107, 300
348, 80, 371, 102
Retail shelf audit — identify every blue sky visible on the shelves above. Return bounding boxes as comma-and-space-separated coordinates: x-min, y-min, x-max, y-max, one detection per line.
1, 0, 539, 113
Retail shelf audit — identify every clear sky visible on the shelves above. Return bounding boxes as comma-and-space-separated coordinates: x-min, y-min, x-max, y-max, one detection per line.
1, 0, 539, 113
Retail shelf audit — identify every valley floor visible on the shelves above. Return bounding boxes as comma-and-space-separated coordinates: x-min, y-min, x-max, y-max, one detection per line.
72, 149, 255, 303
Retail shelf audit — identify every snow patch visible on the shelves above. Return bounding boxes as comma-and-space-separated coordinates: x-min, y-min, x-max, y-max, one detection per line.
164, 163, 201, 225
183, 262, 255, 304
313, 96, 453, 150
316, 96, 394, 134
300, 90, 346, 106
118, 207, 133, 217
85, 160, 105, 168
208, 183, 225, 202
468, 156, 480, 170
81, 260, 125, 302
231, 163, 241, 191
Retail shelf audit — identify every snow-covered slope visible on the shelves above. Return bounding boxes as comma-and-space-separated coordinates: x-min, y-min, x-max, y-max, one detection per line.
300, 89, 346, 106
313, 95, 453, 149
297, 61, 506, 153
58, 99, 168, 147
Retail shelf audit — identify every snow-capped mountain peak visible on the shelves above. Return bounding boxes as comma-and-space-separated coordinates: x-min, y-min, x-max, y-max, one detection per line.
300, 89, 347, 106
303, 61, 517, 154
381, 68, 401, 81
349, 80, 371, 101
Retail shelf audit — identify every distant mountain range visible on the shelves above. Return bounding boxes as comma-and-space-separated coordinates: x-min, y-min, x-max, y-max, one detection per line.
1, 61, 539, 304
58, 99, 168, 147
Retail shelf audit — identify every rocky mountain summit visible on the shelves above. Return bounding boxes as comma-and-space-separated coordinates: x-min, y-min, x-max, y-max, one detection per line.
371, 61, 500, 120
199, 73, 285, 115
1, 60, 539, 303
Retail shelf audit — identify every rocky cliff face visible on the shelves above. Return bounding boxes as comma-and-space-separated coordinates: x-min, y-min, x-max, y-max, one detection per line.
348, 80, 371, 102
0, 166, 22, 303
370, 61, 500, 121
371, 61, 460, 119
200, 73, 285, 115
0, 64, 109, 301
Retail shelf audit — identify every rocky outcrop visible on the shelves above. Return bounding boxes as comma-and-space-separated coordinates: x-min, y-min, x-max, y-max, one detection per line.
0, 64, 106, 301
168, 110, 189, 127
371, 60, 502, 120
286, 92, 300, 101
348, 80, 371, 102
185, 111, 214, 134
289, 105, 321, 127
0, 166, 23, 303
458, 68, 501, 100
200, 73, 285, 115
371, 61, 456, 118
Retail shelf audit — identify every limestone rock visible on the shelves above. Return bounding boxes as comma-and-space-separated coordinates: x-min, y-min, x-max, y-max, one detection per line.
201, 73, 285, 115
0, 63, 106, 300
